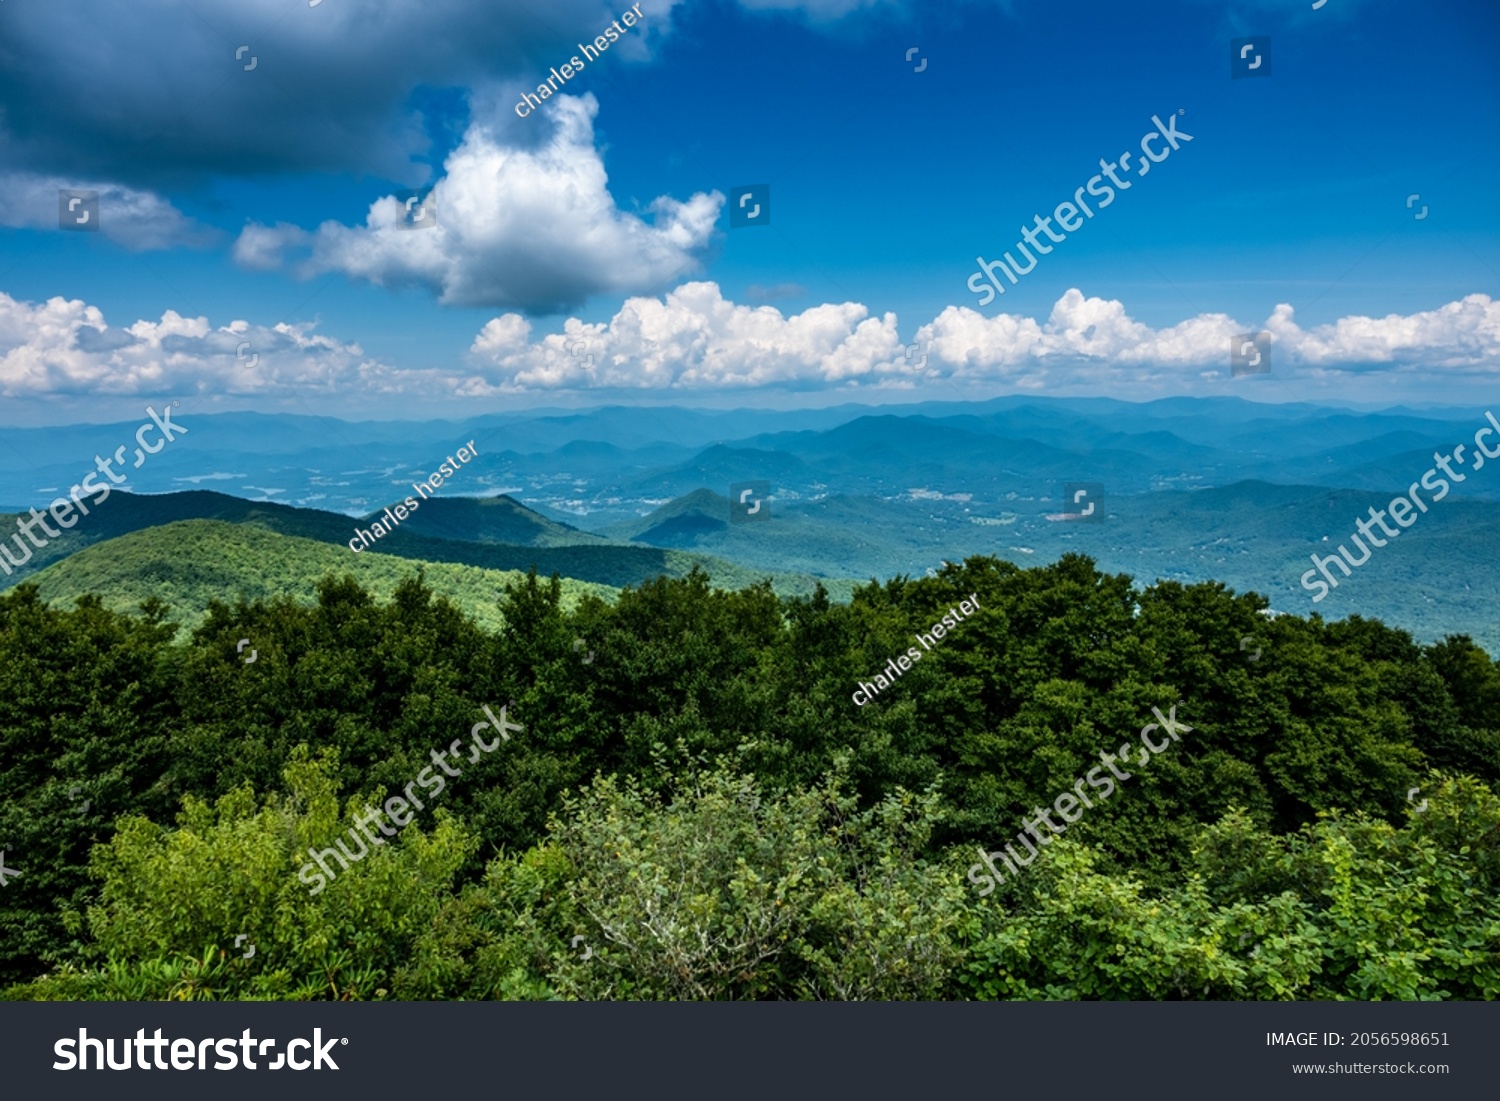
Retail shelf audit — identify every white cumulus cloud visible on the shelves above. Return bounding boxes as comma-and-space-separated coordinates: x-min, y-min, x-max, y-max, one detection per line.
467, 286, 1500, 393
239, 94, 721, 314
0, 291, 422, 400
917, 289, 1244, 388
467, 281, 904, 391
1267, 295, 1500, 373
5, 285, 1497, 406
232, 222, 313, 271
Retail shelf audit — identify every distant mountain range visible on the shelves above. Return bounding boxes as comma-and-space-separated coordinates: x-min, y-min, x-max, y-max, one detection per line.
4, 397, 1495, 525
3, 396, 1497, 651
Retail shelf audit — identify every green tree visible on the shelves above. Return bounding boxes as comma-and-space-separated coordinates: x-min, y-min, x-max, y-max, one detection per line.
9, 749, 475, 1000
401, 762, 968, 1000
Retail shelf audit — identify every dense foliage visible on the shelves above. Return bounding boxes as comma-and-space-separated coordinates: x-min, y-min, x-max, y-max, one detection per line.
1, 553, 1496, 999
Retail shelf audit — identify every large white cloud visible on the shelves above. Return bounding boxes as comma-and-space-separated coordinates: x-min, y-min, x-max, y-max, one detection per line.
241, 95, 720, 313
0, 173, 214, 251
467, 285, 1500, 392
1266, 295, 1500, 373
0, 292, 424, 399
916, 289, 1243, 388
467, 281, 904, 391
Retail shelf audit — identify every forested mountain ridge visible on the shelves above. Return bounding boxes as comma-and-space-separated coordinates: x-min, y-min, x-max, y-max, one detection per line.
20, 519, 618, 634
0, 491, 856, 598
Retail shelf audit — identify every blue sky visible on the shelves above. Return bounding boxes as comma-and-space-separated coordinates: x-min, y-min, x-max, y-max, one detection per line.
0, 0, 1497, 424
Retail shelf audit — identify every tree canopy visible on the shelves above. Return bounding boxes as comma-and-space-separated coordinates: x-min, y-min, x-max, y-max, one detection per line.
2, 554, 1496, 999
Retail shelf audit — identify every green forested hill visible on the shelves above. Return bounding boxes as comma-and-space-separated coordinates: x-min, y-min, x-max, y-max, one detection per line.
25, 519, 618, 634
397, 495, 612, 547
1, 490, 857, 600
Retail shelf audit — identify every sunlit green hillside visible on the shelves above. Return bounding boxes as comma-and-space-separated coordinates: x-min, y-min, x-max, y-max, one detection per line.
26, 519, 617, 634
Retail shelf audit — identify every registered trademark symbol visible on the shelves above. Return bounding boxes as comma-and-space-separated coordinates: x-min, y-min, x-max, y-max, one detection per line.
341, 1037, 348, 1044
1178, 109, 1185, 114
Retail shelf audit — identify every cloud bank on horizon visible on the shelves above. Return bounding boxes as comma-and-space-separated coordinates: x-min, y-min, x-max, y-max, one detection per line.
4, 283, 1496, 402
